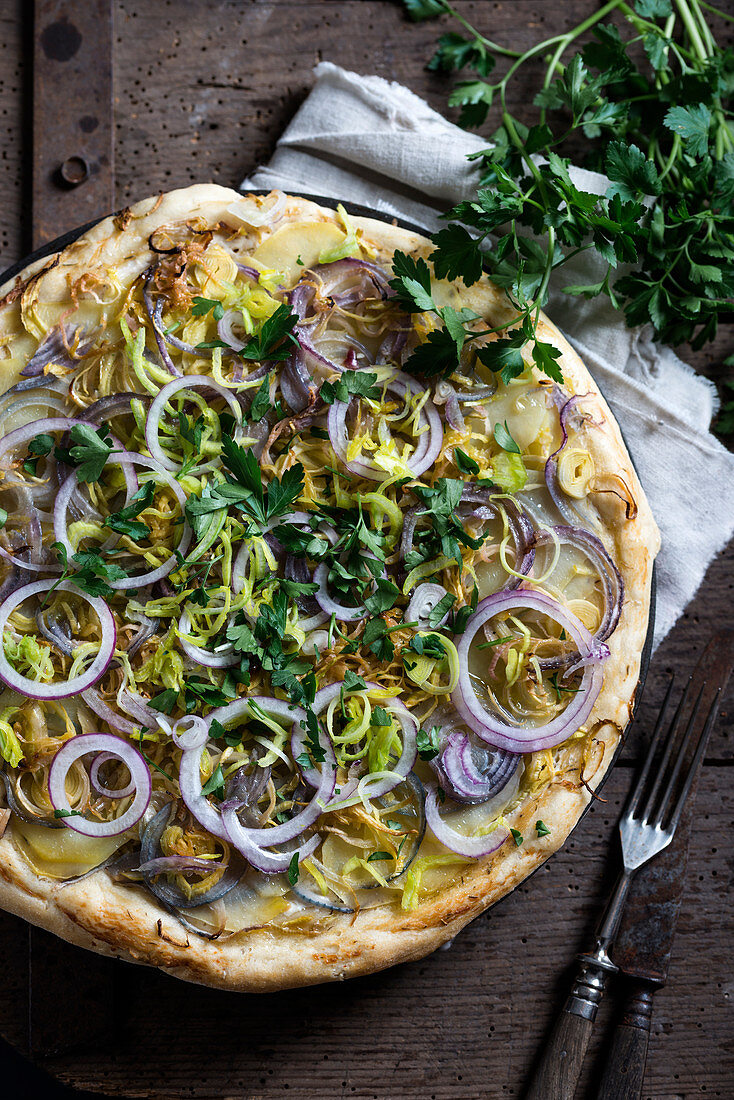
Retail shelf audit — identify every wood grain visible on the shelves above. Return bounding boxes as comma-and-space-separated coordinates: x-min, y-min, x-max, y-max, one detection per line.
0, 2, 731, 1097
524, 1009, 596, 1100
597, 985, 655, 1100
32, 0, 114, 247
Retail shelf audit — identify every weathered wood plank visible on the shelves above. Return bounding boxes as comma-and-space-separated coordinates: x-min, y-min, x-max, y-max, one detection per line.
35, 767, 732, 1099
0, 2, 731, 1096
32, 0, 114, 247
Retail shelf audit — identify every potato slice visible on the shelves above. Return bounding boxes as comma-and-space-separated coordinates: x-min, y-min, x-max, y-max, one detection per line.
252, 220, 348, 282
12, 819, 127, 880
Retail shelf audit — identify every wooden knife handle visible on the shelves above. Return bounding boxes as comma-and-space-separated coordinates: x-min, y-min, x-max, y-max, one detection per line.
596, 982, 655, 1100
525, 962, 606, 1100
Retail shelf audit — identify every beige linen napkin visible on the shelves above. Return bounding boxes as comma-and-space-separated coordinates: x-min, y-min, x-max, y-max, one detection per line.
243, 61, 734, 649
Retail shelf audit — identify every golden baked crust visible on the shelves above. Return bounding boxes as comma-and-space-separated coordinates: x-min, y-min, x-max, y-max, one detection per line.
0, 185, 658, 990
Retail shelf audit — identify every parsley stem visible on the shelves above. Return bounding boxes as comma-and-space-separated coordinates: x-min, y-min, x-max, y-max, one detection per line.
440, 0, 521, 60
698, 0, 734, 23
675, 0, 711, 60
498, 0, 622, 93
659, 133, 682, 182
531, 227, 556, 316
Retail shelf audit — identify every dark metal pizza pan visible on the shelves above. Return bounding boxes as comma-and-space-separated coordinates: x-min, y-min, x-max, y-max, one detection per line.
0, 190, 655, 860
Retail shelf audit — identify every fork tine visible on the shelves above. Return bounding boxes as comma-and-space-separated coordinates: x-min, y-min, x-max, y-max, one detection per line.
625, 673, 682, 822
649, 681, 707, 829
623, 675, 676, 820
665, 688, 722, 834
636, 677, 694, 823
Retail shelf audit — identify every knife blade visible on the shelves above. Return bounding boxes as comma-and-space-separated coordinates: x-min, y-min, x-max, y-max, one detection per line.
596, 631, 733, 1100
611, 632, 733, 983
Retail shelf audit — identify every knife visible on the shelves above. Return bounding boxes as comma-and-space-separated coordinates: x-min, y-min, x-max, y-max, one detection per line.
596, 632, 734, 1100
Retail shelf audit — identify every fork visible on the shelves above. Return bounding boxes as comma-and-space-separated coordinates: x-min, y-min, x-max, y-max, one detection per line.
524, 676, 723, 1100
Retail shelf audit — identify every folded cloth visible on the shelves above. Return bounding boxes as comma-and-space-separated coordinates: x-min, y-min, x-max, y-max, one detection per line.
243, 61, 734, 649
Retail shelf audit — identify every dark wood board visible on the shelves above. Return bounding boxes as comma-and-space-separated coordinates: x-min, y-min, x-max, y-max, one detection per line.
0, 2, 732, 1097
32, 0, 114, 246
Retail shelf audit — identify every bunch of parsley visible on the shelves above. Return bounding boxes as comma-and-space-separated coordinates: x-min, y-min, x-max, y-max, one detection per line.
398, 0, 733, 408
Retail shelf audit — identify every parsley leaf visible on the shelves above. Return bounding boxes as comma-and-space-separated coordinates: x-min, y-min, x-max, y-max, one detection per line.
321, 370, 380, 406
239, 303, 298, 362
287, 851, 300, 885
403, 327, 462, 379
148, 689, 178, 715
371, 706, 392, 727
102, 481, 154, 541
388, 252, 436, 312
68, 424, 114, 483
361, 618, 396, 662
343, 669, 367, 693
266, 463, 306, 521
663, 103, 711, 158
427, 592, 455, 627
364, 578, 400, 616
416, 726, 442, 761
454, 447, 479, 475
605, 142, 661, 201
191, 296, 224, 321
493, 420, 521, 454
246, 373, 272, 422
201, 764, 226, 799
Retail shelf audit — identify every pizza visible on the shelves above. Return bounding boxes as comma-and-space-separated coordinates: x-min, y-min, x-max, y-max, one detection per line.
0, 185, 658, 991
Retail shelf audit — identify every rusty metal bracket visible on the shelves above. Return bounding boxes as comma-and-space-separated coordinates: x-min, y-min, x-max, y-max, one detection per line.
33, 0, 113, 249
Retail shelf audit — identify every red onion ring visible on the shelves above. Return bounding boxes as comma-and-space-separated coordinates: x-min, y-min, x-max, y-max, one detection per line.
0, 545, 62, 575
432, 730, 520, 805
312, 561, 367, 622
175, 697, 333, 869
143, 272, 183, 375
452, 589, 607, 752
177, 609, 238, 668
53, 451, 139, 559
531, 525, 624, 667
0, 580, 115, 700
48, 733, 151, 837
424, 784, 509, 859
82, 688, 141, 736
0, 416, 121, 470
79, 392, 152, 426
54, 453, 192, 590
90, 751, 136, 800
327, 371, 443, 481
175, 699, 325, 874
217, 308, 248, 351
149, 283, 213, 363
458, 488, 535, 587
405, 583, 451, 629
117, 688, 173, 733
544, 394, 602, 528
137, 801, 243, 909
20, 325, 89, 378
219, 813, 320, 874
176, 698, 311, 852
145, 375, 243, 472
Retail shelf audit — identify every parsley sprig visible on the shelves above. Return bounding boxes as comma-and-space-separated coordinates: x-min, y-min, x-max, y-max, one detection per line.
401, 0, 734, 395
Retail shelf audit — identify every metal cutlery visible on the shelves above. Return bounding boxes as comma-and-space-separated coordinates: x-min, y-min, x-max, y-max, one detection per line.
525, 631, 733, 1100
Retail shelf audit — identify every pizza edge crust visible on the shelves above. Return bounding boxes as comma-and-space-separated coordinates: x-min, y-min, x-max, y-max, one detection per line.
0, 184, 659, 991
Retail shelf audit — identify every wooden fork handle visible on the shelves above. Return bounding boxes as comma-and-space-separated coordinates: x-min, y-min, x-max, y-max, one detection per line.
596, 982, 655, 1100
525, 961, 607, 1100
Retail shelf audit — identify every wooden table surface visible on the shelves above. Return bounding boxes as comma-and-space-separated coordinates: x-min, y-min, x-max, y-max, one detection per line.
0, 2, 732, 1097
